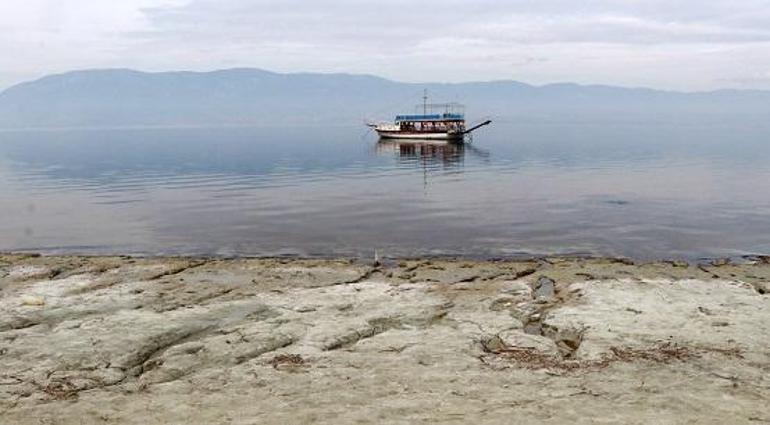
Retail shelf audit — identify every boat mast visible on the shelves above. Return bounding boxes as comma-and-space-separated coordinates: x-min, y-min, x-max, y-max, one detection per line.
423, 89, 428, 115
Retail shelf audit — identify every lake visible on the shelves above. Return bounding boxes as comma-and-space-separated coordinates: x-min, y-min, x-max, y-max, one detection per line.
1, 119, 769, 260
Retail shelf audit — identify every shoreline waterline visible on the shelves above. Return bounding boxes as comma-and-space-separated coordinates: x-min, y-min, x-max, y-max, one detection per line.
3, 250, 769, 266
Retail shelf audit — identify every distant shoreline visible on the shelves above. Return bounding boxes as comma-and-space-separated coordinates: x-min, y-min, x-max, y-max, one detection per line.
2, 68, 768, 131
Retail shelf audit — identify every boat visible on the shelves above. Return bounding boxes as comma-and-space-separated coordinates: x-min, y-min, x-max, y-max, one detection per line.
368, 91, 491, 142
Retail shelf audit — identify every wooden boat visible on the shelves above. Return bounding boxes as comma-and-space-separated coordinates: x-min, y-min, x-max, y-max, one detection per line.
367, 91, 490, 142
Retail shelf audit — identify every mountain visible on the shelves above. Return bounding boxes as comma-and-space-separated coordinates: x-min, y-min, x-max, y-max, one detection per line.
0, 68, 768, 129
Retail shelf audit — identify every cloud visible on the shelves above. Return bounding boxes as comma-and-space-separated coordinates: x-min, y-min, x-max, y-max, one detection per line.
0, 0, 188, 87
142, 0, 770, 45
1, 0, 770, 90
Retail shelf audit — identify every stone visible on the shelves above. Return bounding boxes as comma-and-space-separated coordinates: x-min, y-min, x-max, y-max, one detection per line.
496, 330, 561, 356
21, 296, 45, 306
532, 276, 555, 299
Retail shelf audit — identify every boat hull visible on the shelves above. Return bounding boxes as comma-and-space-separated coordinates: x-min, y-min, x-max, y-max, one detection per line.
375, 130, 464, 141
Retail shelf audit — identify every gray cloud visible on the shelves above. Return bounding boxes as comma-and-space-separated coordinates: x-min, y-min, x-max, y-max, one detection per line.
1, 0, 770, 90
140, 0, 770, 46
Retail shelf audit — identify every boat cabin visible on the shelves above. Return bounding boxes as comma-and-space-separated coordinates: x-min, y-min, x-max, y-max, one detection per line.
394, 102, 466, 134
395, 112, 465, 133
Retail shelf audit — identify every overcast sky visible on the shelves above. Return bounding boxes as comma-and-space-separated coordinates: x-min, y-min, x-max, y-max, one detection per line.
1, 0, 770, 91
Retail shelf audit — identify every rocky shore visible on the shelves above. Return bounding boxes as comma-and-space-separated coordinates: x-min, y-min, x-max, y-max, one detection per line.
1, 254, 768, 424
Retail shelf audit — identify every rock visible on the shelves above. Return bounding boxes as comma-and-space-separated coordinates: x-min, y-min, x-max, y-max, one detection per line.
8, 265, 51, 280
294, 305, 317, 313
540, 321, 584, 356
751, 281, 768, 295
489, 296, 518, 311
0, 256, 769, 424
21, 296, 45, 306
499, 281, 531, 297
532, 276, 555, 299
496, 330, 561, 357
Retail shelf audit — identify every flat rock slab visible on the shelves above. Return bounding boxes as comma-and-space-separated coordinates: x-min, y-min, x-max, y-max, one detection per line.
0, 254, 768, 424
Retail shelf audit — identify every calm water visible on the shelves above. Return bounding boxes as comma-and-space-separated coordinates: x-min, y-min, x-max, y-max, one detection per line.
1, 120, 769, 260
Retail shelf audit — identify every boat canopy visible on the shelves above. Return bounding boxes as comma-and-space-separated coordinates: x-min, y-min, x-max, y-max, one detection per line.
395, 112, 464, 122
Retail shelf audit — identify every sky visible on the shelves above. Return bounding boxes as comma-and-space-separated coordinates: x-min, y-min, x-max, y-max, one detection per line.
1, 0, 770, 91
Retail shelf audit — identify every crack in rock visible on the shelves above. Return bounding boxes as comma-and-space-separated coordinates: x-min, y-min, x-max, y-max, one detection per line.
322, 320, 394, 351
146, 260, 212, 281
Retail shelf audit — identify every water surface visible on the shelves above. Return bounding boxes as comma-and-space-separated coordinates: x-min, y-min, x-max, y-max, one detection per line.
1, 120, 769, 260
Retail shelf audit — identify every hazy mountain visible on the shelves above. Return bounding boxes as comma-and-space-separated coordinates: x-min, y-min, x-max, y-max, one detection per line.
0, 68, 768, 129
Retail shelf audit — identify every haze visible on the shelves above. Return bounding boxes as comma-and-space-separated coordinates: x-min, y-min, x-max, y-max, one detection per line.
1, 0, 770, 91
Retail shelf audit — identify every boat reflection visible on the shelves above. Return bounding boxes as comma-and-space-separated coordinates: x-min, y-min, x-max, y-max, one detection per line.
375, 140, 489, 170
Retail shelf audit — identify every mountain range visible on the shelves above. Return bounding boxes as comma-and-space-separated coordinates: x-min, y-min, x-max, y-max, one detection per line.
1, 68, 768, 129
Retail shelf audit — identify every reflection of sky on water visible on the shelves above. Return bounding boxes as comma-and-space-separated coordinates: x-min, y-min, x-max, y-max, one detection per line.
1, 120, 769, 259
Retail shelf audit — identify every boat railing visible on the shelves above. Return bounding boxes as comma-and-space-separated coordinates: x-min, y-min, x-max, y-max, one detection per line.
414, 102, 465, 116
